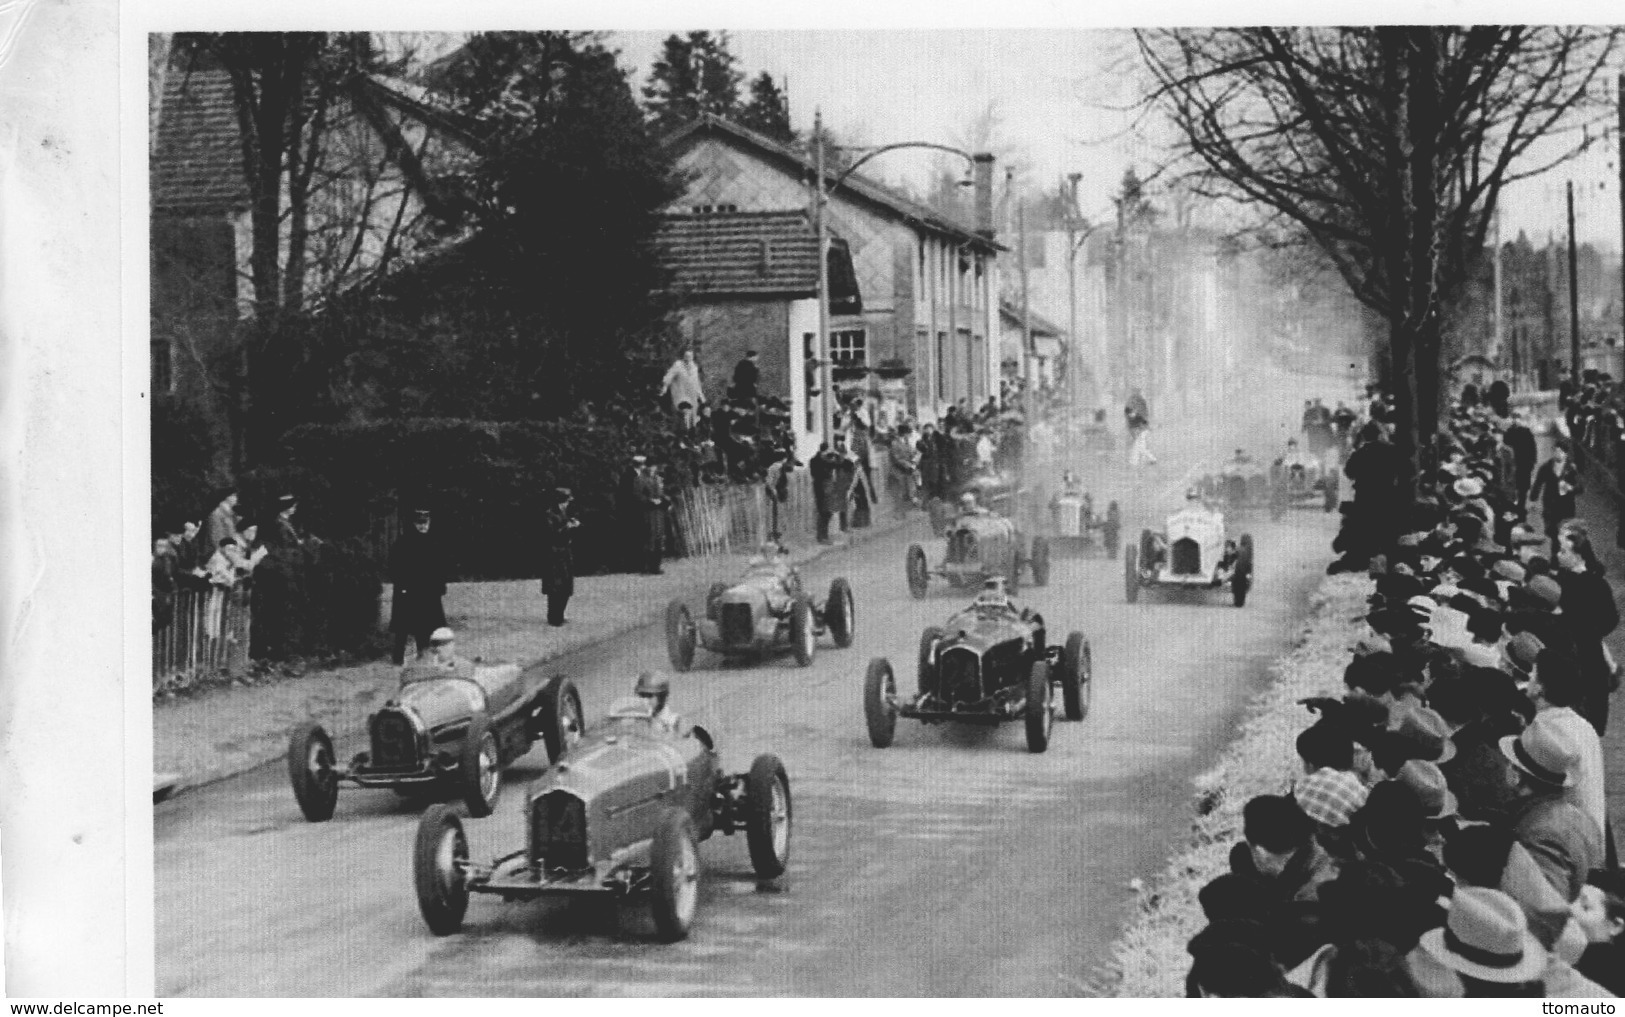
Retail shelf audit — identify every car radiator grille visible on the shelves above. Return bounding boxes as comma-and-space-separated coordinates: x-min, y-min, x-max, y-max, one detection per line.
532, 791, 588, 872
720, 603, 754, 644
947, 531, 977, 564
1171, 537, 1201, 575
370, 710, 417, 769
937, 647, 982, 704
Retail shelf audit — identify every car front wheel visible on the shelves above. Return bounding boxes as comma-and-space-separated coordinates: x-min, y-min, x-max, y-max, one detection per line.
743, 754, 792, 879
538, 675, 584, 764
906, 544, 930, 599
790, 597, 816, 666
413, 804, 469, 935
825, 578, 855, 648
864, 657, 898, 748
650, 810, 701, 941
666, 599, 697, 672
287, 722, 339, 822
456, 713, 501, 818
1060, 632, 1088, 721
1025, 660, 1053, 753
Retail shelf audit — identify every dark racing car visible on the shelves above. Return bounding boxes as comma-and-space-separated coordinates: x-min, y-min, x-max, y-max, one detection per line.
863, 579, 1092, 753
665, 545, 854, 670
412, 683, 791, 942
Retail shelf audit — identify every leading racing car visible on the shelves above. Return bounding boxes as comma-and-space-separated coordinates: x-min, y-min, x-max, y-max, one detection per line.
864, 578, 1092, 753
412, 678, 791, 942
1125, 492, 1255, 606
665, 544, 854, 670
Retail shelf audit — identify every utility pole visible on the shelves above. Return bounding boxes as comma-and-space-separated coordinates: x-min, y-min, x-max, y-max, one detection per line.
1066, 173, 1081, 413
1568, 179, 1582, 384
1016, 170, 1031, 397
1492, 204, 1503, 379
812, 108, 833, 444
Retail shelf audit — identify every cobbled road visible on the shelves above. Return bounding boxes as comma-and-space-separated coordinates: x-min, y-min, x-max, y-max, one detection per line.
157, 375, 1348, 996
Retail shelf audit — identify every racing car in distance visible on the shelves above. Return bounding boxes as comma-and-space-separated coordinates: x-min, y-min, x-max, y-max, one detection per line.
1125, 495, 1255, 606
907, 497, 1051, 598
412, 692, 791, 942
287, 662, 583, 822
1042, 474, 1121, 557
864, 578, 1092, 753
665, 547, 853, 671
1199, 452, 1272, 514
1269, 441, 1340, 518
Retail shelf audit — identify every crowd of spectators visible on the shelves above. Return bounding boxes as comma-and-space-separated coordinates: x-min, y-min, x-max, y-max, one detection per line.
1185, 382, 1625, 997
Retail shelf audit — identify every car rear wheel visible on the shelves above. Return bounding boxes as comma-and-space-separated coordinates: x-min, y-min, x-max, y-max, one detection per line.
1124, 545, 1140, 604
906, 544, 929, 599
1031, 536, 1052, 587
1104, 503, 1122, 559
825, 578, 855, 648
864, 657, 898, 748
1060, 632, 1088, 721
743, 754, 792, 879
665, 599, 697, 672
538, 675, 584, 764
456, 713, 501, 818
916, 626, 943, 695
413, 804, 469, 935
288, 722, 339, 822
1025, 660, 1053, 753
650, 810, 701, 941
1005, 546, 1021, 594
790, 597, 816, 666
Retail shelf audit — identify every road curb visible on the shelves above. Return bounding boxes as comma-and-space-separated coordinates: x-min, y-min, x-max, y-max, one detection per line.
155, 514, 917, 801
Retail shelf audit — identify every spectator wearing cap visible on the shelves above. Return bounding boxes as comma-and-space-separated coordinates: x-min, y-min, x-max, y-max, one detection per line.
1530, 440, 1583, 550
1227, 795, 1341, 960
623, 453, 668, 575
1524, 649, 1609, 861
387, 505, 450, 665
1186, 919, 1313, 997
1431, 670, 1524, 822
541, 487, 580, 627
1505, 575, 1577, 661
1294, 721, 1370, 838
1499, 711, 1604, 902
1443, 823, 1582, 957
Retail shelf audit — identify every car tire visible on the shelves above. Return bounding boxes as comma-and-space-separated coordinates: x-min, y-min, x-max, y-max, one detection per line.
413, 803, 470, 936
790, 597, 815, 666
1025, 660, 1053, 753
1324, 479, 1339, 513
743, 754, 792, 879
916, 626, 942, 695
456, 712, 501, 819
1124, 545, 1140, 604
825, 578, 855, 648
1005, 546, 1021, 594
288, 722, 339, 823
705, 582, 730, 621
906, 543, 930, 599
649, 809, 701, 942
1104, 502, 1122, 559
864, 657, 898, 748
1060, 631, 1088, 721
665, 599, 697, 672
538, 675, 584, 764
1031, 536, 1052, 587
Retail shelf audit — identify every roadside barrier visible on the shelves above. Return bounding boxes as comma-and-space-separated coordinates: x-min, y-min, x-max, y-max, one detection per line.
152, 586, 252, 692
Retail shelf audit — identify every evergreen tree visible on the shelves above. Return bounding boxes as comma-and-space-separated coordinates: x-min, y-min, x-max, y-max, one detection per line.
737, 70, 794, 143
643, 31, 742, 135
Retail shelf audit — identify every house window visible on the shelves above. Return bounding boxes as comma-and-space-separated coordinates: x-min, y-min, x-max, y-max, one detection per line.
804, 332, 819, 432
152, 337, 173, 395
830, 329, 867, 366
692, 203, 739, 214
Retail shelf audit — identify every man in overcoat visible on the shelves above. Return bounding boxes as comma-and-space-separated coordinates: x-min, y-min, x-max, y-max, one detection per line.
540, 488, 580, 626
387, 506, 449, 664
629, 455, 668, 574
810, 442, 843, 544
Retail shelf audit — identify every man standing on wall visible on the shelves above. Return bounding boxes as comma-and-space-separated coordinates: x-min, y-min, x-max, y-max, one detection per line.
661, 348, 705, 433
388, 505, 449, 664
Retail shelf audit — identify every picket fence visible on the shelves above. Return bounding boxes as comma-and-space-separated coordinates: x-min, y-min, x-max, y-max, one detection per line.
152, 587, 253, 692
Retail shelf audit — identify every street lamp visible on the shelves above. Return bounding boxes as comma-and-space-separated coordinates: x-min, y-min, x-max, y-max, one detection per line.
1063, 173, 1104, 415
810, 108, 986, 444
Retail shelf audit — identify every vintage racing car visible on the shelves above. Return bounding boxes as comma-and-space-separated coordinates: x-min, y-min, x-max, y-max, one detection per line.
1200, 452, 1272, 513
1125, 497, 1255, 606
1269, 443, 1340, 518
412, 693, 791, 942
908, 498, 1051, 599
665, 551, 854, 670
864, 579, 1092, 753
287, 662, 584, 822
1043, 476, 1121, 557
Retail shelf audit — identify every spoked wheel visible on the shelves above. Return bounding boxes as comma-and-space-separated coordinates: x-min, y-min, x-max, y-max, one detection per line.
650, 810, 701, 941
413, 804, 470, 935
1060, 631, 1088, 721
287, 722, 339, 822
906, 544, 930, 599
864, 657, 899, 748
665, 599, 697, 672
539, 675, 584, 763
1025, 660, 1053, 753
790, 597, 816, 666
916, 626, 943, 695
743, 754, 792, 879
825, 578, 855, 648
1031, 536, 1052, 587
457, 713, 501, 818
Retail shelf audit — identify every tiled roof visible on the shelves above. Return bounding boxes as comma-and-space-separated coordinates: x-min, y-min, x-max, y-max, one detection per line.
1000, 300, 1063, 338
653, 211, 820, 298
152, 69, 247, 215
664, 115, 1003, 253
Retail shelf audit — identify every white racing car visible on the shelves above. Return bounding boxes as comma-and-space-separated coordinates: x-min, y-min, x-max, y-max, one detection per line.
1125, 493, 1255, 607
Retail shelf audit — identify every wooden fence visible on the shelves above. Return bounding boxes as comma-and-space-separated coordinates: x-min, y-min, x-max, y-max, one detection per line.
152, 586, 252, 692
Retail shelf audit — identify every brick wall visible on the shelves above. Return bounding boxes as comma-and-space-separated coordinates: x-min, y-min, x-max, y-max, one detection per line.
676, 299, 792, 404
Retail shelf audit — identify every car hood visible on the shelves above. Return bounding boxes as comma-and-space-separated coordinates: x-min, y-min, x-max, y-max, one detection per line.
938, 608, 1031, 650
392, 678, 484, 730
530, 721, 687, 803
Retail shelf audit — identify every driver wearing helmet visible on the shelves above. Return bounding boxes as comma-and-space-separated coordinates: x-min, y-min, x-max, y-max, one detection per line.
1280, 437, 1310, 471
1229, 448, 1252, 466
959, 490, 985, 516
973, 576, 1018, 617
623, 670, 683, 734
1059, 471, 1085, 498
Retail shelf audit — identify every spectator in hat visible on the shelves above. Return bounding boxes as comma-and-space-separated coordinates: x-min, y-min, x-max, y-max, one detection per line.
731, 349, 760, 403
541, 488, 580, 627
1530, 440, 1583, 549
1413, 887, 1549, 997
1431, 671, 1524, 822
1498, 711, 1604, 902
1524, 649, 1609, 861
1552, 528, 1619, 735
387, 506, 450, 665
1227, 795, 1341, 960
622, 453, 668, 574
1186, 920, 1312, 997
1294, 722, 1370, 842
1443, 823, 1580, 954
1574, 881, 1625, 995
661, 348, 705, 431
202, 488, 242, 557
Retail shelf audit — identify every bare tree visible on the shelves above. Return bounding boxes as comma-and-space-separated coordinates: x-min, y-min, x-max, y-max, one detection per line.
1136, 27, 1620, 474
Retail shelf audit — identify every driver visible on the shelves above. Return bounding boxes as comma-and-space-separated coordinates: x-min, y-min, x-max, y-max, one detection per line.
1059, 470, 1085, 498
973, 576, 1019, 616
1229, 448, 1252, 466
633, 670, 683, 734
1280, 437, 1310, 470
959, 490, 986, 516
400, 626, 475, 682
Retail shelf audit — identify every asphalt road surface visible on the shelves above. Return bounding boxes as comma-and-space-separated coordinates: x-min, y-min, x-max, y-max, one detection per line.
157, 383, 1347, 996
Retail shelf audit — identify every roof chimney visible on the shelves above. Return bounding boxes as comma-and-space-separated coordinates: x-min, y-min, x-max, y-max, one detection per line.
974, 153, 996, 239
